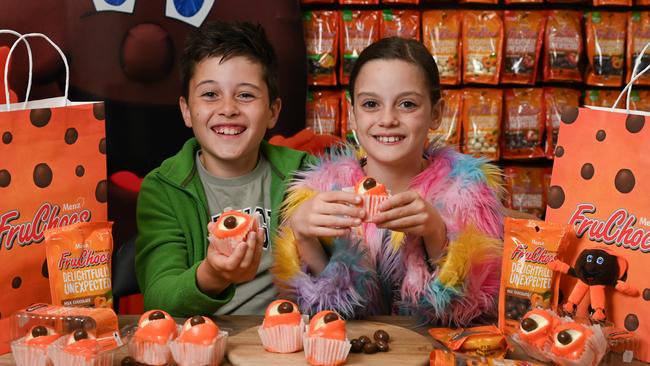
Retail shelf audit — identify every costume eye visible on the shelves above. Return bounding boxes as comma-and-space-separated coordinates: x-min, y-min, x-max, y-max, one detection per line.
554, 328, 583, 348
586, 254, 593, 262
596, 256, 604, 265
92, 0, 136, 13
165, 0, 215, 27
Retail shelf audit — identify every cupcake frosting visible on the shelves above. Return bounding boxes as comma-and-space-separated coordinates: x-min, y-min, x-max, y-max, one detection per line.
63, 329, 98, 357
263, 300, 301, 328
308, 311, 346, 341
24, 325, 60, 348
212, 211, 254, 239
355, 177, 388, 196
134, 310, 178, 344
177, 316, 219, 345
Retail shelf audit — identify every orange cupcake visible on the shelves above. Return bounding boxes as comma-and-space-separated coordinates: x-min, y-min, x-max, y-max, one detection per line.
355, 176, 389, 222
258, 300, 305, 353
304, 310, 351, 366
11, 325, 61, 366
48, 329, 112, 366
210, 210, 259, 256
128, 310, 178, 365
170, 316, 228, 366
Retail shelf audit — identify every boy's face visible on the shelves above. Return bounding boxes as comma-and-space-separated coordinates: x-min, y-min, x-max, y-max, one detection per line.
180, 55, 280, 176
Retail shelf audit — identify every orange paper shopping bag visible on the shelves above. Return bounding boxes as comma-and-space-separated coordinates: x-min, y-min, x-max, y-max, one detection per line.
0, 33, 107, 353
546, 68, 650, 361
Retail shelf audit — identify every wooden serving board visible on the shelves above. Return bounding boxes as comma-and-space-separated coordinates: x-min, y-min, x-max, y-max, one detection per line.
227, 320, 432, 366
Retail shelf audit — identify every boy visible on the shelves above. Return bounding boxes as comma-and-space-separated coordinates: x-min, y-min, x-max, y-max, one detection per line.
135, 21, 312, 316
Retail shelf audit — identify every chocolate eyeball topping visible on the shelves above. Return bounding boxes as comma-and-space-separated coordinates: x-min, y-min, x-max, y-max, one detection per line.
521, 318, 538, 332
350, 339, 363, 353
374, 329, 390, 342
557, 330, 572, 345
363, 178, 377, 190
323, 312, 339, 323
223, 215, 237, 229
363, 342, 379, 354
149, 311, 165, 321
358, 335, 371, 345
31, 326, 48, 338
376, 340, 389, 352
73, 329, 88, 341
190, 315, 205, 326
278, 301, 294, 314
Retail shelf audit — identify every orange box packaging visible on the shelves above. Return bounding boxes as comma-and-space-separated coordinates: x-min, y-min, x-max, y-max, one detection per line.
428, 89, 462, 149
585, 12, 627, 87
544, 11, 583, 82
544, 87, 581, 159
502, 11, 545, 85
380, 10, 420, 41
462, 88, 502, 161
340, 10, 380, 85
504, 167, 547, 218
303, 11, 339, 86
462, 11, 503, 85
422, 10, 462, 85
502, 88, 545, 160
498, 218, 571, 335
306, 90, 341, 136
627, 12, 650, 86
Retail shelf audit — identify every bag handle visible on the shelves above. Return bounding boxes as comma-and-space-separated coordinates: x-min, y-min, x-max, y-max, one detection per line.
4, 32, 69, 111
613, 41, 650, 111
0, 30, 34, 107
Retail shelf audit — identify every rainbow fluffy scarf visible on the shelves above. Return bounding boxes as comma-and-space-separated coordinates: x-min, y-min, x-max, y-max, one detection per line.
272, 144, 504, 326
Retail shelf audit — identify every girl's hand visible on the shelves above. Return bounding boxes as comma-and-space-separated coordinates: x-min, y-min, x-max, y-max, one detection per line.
291, 191, 365, 240
372, 191, 445, 239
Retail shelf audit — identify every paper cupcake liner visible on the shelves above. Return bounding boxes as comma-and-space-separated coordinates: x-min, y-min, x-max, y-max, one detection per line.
11, 338, 51, 366
213, 219, 258, 256
127, 337, 172, 365
47, 337, 112, 366
169, 330, 228, 366
363, 195, 388, 222
257, 319, 305, 353
303, 336, 351, 366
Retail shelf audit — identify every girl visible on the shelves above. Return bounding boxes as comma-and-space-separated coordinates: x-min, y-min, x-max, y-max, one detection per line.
272, 37, 504, 326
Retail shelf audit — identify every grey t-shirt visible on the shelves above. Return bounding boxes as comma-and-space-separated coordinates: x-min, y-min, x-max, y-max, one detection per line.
196, 152, 275, 315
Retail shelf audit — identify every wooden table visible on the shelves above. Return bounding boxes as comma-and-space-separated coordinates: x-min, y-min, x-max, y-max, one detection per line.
0, 315, 646, 365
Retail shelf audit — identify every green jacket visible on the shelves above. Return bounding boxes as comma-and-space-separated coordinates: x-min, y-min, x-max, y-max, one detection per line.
135, 138, 312, 317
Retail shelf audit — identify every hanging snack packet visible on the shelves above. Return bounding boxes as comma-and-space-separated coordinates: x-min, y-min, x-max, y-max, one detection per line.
585, 12, 627, 87
502, 11, 545, 85
460, 0, 498, 4
544, 11, 583, 82
301, 0, 336, 3
593, 0, 631, 6
304, 11, 339, 86
382, 0, 419, 3
422, 10, 462, 85
505, 0, 542, 3
463, 11, 504, 85
339, 0, 379, 3
583, 89, 619, 108
626, 12, 650, 86
503, 88, 545, 159
428, 89, 462, 149
627, 89, 650, 112
544, 87, 581, 159
45, 222, 114, 308
498, 218, 571, 334
504, 167, 546, 218
462, 88, 502, 161
340, 90, 354, 141
306, 90, 341, 136
380, 9, 420, 41
340, 10, 380, 85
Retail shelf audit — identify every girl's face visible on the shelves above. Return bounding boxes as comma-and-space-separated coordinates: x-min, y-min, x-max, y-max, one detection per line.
351, 59, 442, 168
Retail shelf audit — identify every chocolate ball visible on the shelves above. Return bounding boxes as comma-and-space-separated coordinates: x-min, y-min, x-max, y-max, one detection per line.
363, 178, 377, 190
121, 356, 137, 366
223, 216, 237, 229
521, 318, 538, 332
73, 329, 88, 341
278, 301, 294, 314
557, 330, 572, 345
323, 312, 339, 323
374, 329, 390, 342
189, 316, 205, 326
363, 342, 379, 354
350, 339, 363, 353
376, 339, 389, 352
149, 311, 165, 321
358, 335, 371, 346
31, 326, 48, 338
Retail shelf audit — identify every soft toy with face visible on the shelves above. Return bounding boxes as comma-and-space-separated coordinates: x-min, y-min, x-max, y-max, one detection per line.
263, 300, 301, 328
24, 325, 60, 348
177, 316, 219, 345
307, 311, 346, 341
574, 249, 620, 286
134, 310, 177, 344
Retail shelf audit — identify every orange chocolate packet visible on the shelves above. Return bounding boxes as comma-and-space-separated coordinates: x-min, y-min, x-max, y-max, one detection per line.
422, 10, 462, 85
498, 218, 571, 335
340, 89, 354, 140
382, 0, 419, 3
583, 89, 619, 108
585, 12, 627, 87
627, 89, 650, 112
502, 11, 545, 85
340, 10, 380, 85
380, 9, 420, 41
45, 222, 114, 308
429, 325, 509, 359
544, 11, 583, 82
627, 12, 650, 86
503, 167, 546, 219
304, 11, 339, 86
544, 87, 581, 159
462, 11, 504, 85
339, 0, 379, 3
594, 0, 631, 5
502, 88, 545, 159
428, 89, 462, 149
306, 90, 341, 136
505, 0, 542, 3
462, 88, 502, 161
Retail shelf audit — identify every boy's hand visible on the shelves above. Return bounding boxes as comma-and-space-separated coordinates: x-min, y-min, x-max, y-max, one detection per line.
372, 191, 443, 238
291, 191, 365, 240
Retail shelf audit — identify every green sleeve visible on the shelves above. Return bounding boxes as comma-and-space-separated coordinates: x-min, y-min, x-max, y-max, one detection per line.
135, 173, 235, 317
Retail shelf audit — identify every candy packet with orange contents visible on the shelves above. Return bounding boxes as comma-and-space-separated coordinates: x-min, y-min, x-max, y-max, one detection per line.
498, 218, 571, 335
429, 326, 509, 359
544, 87, 581, 159
306, 90, 341, 136
339, 90, 354, 141
505, 0, 542, 3
339, 0, 379, 3
627, 12, 650, 86
382, 0, 419, 3
544, 11, 583, 82
303, 11, 339, 86
462, 88, 502, 161
301, 0, 336, 3
340, 10, 380, 85
502, 11, 545, 85
583, 89, 619, 108
628, 89, 650, 112
503, 88, 545, 159
428, 89, 462, 149
593, 0, 631, 6
503, 167, 546, 218
585, 12, 627, 87
422, 10, 462, 85
462, 11, 503, 85
45, 222, 114, 308
380, 9, 420, 41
